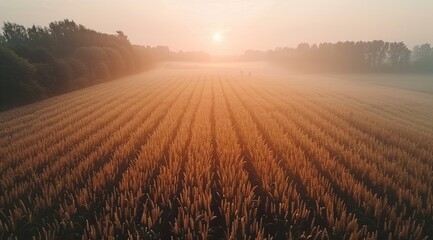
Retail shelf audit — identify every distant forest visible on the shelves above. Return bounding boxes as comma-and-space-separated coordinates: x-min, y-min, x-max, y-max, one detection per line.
0, 19, 210, 111
2, 20, 432, 111
243, 41, 433, 73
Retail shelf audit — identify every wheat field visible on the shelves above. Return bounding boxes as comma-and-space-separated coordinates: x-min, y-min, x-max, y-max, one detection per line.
1, 64, 433, 239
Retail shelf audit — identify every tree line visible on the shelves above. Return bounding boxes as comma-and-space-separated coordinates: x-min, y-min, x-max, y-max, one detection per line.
0, 19, 159, 111
242, 41, 433, 73
0, 19, 215, 111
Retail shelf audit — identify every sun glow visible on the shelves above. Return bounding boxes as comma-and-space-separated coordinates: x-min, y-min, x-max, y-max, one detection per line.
212, 32, 222, 43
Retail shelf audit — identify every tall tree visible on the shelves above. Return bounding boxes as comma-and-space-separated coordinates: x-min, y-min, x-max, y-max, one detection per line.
388, 42, 411, 70
365, 40, 389, 70
27, 25, 51, 48
0, 46, 45, 109
1, 22, 28, 44
412, 44, 433, 72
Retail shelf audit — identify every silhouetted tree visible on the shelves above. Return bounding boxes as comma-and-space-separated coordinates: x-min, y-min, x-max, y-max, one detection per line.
26, 25, 51, 49
103, 47, 126, 77
364, 40, 389, 70
2, 22, 28, 44
0, 46, 45, 110
8, 43, 33, 60
412, 44, 433, 72
115, 31, 130, 45
28, 48, 56, 64
49, 19, 80, 40
53, 59, 71, 92
34, 63, 57, 93
388, 42, 411, 71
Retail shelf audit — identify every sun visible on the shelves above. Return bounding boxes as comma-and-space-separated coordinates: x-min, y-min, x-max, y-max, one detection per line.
212, 32, 223, 43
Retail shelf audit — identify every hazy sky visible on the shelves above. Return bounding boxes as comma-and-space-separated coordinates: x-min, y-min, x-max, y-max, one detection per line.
1, 0, 432, 55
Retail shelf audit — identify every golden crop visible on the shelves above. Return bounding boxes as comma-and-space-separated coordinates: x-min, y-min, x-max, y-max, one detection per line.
0, 70, 432, 240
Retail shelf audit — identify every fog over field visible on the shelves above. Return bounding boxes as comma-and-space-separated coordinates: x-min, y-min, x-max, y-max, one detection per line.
163, 61, 433, 95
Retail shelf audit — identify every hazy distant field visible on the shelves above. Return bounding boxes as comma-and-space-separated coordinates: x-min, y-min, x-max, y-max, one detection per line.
1, 63, 432, 239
